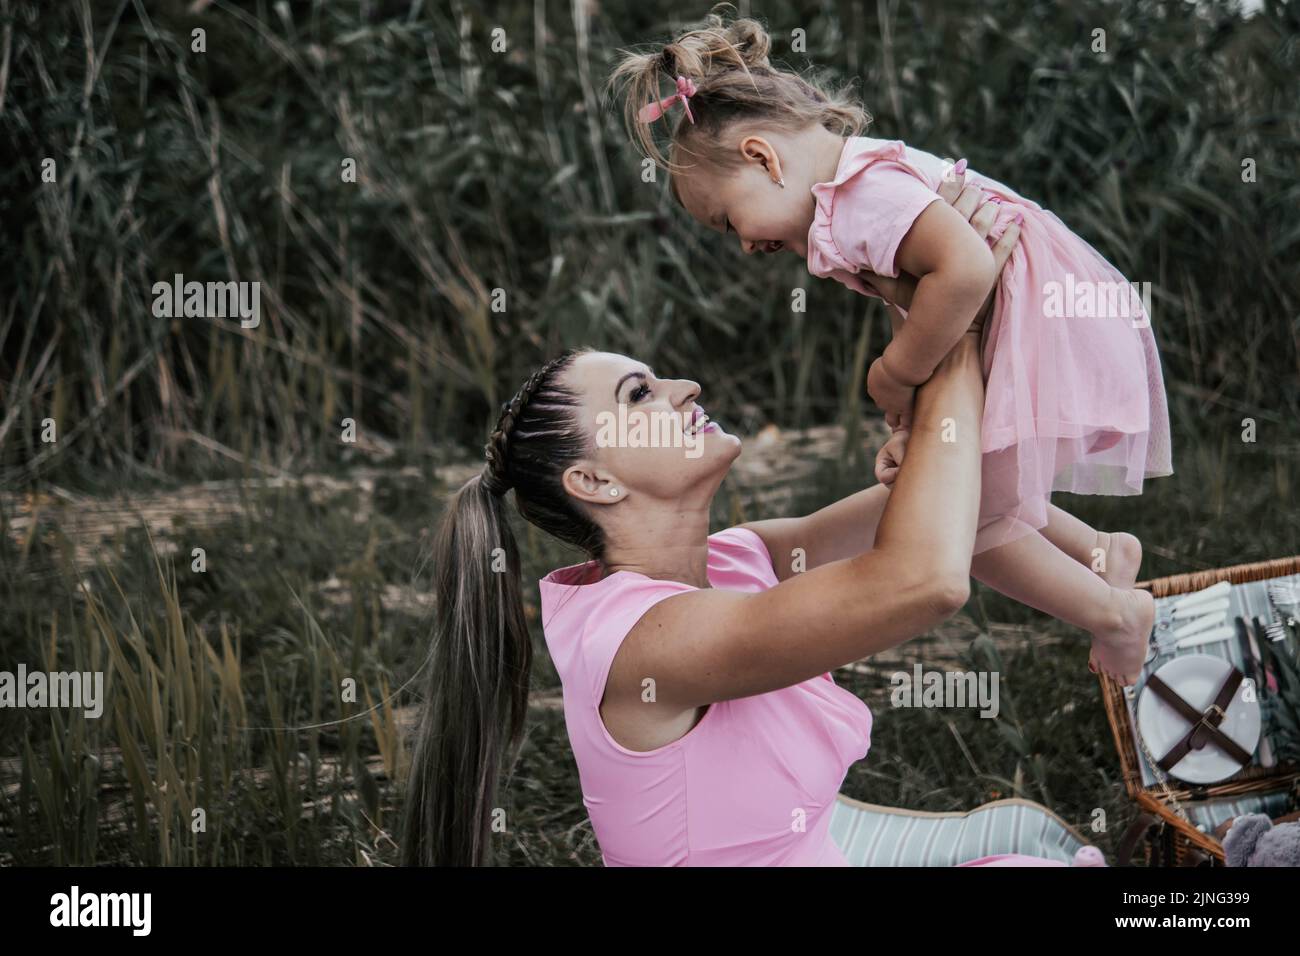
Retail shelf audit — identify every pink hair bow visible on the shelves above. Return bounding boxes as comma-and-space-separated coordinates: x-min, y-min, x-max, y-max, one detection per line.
638, 75, 697, 125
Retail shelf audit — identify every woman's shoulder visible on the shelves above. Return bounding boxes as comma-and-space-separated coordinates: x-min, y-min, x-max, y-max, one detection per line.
540, 567, 691, 706
539, 527, 774, 631
537, 527, 778, 705
708, 524, 770, 558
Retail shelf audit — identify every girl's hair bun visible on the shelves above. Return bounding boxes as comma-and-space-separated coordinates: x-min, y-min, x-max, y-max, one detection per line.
607, 3, 869, 174
659, 10, 771, 81
727, 16, 771, 69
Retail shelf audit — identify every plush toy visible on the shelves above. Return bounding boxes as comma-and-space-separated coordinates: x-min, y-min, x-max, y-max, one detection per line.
1072, 846, 1106, 866
1222, 813, 1300, 867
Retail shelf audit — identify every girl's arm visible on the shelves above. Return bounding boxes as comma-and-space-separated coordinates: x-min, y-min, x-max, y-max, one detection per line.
867, 201, 1000, 418
743, 205, 1019, 580
887, 303, 906, 340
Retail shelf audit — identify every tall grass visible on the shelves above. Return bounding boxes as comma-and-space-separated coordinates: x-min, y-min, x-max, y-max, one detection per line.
1, 0, 1296, 485
0, 482, 416, 865
1, 0, 1298, 866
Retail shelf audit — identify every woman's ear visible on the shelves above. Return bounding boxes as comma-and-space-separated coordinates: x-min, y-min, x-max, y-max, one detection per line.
562, 463, 624, 506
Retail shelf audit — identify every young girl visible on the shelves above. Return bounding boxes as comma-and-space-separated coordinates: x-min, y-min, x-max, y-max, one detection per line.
610, 12, 1172, 685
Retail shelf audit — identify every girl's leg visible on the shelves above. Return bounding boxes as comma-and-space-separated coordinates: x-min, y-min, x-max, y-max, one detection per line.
1042, 504, 1142, 588
970, 528, 1153, 685
1040, 504, 1144, 674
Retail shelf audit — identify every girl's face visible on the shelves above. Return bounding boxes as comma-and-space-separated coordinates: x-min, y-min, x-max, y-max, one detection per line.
673, 135, 816, 259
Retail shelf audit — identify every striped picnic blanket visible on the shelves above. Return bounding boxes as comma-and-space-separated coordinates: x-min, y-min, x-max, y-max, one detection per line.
829, 794, 1091, 866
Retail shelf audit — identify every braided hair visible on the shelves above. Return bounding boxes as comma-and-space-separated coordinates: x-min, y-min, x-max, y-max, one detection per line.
402, 346, 604, 867
478, 360, 555, 498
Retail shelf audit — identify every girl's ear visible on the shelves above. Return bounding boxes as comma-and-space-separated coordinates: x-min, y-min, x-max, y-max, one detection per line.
738, 134, 783, 183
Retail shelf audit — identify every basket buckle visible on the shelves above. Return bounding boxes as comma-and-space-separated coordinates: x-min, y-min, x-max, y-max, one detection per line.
1194, 703, 1226, 736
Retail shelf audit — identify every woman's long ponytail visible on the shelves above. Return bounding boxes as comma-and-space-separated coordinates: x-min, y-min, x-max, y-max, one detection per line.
401, 348, 603, 866
401, 473, 531, 866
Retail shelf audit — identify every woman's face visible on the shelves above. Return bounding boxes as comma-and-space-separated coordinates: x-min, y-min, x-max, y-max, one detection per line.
559, 351, 742, 508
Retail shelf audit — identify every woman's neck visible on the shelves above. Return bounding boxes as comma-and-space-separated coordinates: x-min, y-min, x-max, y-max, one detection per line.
599, 505, 714, 589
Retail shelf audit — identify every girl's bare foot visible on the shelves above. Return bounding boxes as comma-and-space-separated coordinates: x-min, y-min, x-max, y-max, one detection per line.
1099, 531, 1143, 588
1089, 586, 1155, 686
1088, 531, 1143, 675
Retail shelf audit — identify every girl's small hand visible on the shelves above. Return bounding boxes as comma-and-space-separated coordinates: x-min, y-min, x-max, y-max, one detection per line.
867, 355, 916, 422
875, 427, 910, 486
884, 410, 914, 431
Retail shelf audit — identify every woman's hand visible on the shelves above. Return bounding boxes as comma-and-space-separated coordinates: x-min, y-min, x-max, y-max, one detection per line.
874, 427, 910, 486
936, 162, 1021, 335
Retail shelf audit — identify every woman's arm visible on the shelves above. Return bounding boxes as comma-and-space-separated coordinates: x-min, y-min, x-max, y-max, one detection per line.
607, 328, 986, 709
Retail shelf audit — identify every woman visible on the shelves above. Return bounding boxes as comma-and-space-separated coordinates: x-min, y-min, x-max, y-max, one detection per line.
402, 179, 1079, 867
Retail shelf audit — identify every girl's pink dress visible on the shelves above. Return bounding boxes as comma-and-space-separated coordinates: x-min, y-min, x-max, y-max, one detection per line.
539, 525, 1075, 866
806, 137, 1173, 553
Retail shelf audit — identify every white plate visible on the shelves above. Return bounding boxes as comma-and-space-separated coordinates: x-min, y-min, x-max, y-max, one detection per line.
1135, 655, 1260, 785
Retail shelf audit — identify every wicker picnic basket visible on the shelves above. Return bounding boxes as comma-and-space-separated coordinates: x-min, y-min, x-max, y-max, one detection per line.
1100, 556, 1300, 866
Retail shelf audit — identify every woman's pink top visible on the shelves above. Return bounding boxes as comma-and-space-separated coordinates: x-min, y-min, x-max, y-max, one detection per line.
538, 526, 873, 866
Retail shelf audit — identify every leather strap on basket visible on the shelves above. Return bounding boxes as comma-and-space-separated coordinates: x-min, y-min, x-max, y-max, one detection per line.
1146, 669, 1251, 772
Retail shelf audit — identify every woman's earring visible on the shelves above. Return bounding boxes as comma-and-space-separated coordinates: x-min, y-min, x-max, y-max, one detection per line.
609, 488, 620, 497
776, 177, 786, 188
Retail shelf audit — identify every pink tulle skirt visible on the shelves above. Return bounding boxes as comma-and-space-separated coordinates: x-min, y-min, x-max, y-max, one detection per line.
972, 200, 1173, 554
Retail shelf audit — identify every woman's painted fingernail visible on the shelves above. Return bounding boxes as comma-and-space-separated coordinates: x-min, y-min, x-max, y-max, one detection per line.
1013, 212, 1024, 225
953, 158, 968, 176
